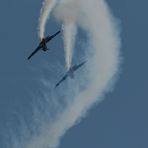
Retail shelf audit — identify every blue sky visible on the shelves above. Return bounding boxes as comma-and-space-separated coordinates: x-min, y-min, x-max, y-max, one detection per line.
0, 0, 148, 148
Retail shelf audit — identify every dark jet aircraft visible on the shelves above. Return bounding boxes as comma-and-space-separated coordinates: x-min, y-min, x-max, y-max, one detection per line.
27, 30, 61, 60
55, 61, 87, 88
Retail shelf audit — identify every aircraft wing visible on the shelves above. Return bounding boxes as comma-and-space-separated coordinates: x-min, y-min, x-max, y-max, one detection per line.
27, 46, 41, 60
73, 61, 87, 71
55, 73, 68, 88
46, 30, 61, 42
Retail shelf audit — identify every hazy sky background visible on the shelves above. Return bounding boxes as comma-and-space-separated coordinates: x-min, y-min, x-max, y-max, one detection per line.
0, 0, 148, 148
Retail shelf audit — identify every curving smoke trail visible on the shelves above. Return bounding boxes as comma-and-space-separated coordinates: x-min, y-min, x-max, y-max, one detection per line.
38, 0, 57, 40
33, 0, 120, 147
8, 0, 121, 148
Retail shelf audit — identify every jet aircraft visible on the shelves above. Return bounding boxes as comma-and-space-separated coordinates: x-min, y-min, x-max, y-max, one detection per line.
55, 61, 87, 88
27, 30, 61, 60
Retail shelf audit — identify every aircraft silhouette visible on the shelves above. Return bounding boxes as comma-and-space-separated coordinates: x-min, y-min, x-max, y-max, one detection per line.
27, 30, 61, 60
55, 61, 87, 88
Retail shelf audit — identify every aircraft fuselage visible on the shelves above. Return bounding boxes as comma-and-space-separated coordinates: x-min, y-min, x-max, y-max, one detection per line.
68, 68, 75, 79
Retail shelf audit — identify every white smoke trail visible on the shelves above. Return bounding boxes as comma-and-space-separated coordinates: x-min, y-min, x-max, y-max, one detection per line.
8, 0, 121, 148
38, 0, 57, 40
62, 22, 77, 70
39, 0, 80, 69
